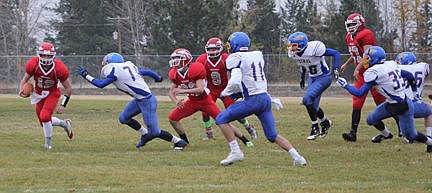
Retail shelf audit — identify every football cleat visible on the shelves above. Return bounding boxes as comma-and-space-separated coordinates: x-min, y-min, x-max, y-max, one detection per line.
371, 133, 393, 143
136, 134, 149, 148
307, 124, 320, 140
427, 145, 432, 153
246, 123, 258, 139
220, 151, 244, 166
293, 156, 307, 166
319, 120, 332, 138
43, 144, 52, 150
173, 140, 187, 151
65, 119, 73, 139
342, 131, 357, 142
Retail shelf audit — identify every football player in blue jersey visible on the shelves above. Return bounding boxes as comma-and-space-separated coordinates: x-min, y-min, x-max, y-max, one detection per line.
337, 46, 432, 152
287, 32, 340, 140
77, 53, 187, 150
215, 32, 307, 166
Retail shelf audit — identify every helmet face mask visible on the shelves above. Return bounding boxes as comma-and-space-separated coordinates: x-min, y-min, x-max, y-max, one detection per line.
37, 43, 56, 66
205, 37, 223, 58
169, 48, 192, 71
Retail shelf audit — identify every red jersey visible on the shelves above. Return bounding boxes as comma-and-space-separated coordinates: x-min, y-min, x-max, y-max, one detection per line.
25, 57, 69, 94
345, 29, 376, 74
195, 53, 229, 91
169, 62, 208, 101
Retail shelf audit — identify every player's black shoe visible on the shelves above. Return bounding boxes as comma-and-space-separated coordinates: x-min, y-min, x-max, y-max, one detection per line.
371, 133, 393, 143
319, 120, 332, 138
427, 145, 432, 153
342, 131, 357, 142
307, 124, 320, 140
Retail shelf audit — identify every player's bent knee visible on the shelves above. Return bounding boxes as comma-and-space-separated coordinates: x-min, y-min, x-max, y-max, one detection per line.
215, 113, 229, 125
118, 114, 130, 124
366, 116, 377, 126
302, 97, 313, 106
266, 134, 277, 143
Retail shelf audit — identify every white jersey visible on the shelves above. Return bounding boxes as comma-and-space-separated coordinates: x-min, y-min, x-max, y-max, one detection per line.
289, 41, 330, 77
226, 51, 267, 97
364, 61, 411, 103
101, 61, 152, 99
398, 62, 429, 97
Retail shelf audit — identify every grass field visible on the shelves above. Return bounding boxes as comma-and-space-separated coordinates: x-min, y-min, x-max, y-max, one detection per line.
0, 95, 431, 193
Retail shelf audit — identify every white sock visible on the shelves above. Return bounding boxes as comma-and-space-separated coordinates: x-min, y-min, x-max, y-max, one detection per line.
42, 122, 53, 145
171, 136, 181, 143
51, 117, 66, 128
311, 120, 318, 125
229, 140, 241, 153
288, 148, 302, 160
138, 127, 148, 135
381, 128, 391, 137
320, 116, 327, 122
425, 127, 432, 137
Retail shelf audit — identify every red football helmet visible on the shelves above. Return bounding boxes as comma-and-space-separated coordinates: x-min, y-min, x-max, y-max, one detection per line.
169, 48, 192, 69
205, 37, 223, 58
37, 42, 56, 66
345, 13, 365, 33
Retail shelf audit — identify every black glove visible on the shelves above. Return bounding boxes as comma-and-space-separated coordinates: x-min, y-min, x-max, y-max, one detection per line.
77, 66, 88, 78
156, 76, 163, 82
229, 92, 243, 101
300, 78, 305, 89
333, 68, 340, 79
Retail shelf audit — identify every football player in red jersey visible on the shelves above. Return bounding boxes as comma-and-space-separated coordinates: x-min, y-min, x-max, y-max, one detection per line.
18, 42, 73, 149
195, 37, 258, 140
340, 13, 397, 142
167, 48, 253, 154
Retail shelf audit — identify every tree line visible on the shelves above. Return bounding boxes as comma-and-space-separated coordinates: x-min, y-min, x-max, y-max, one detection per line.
0, 0, 431, 60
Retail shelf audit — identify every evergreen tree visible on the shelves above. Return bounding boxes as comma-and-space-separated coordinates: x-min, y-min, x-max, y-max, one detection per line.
147, 0, 237, 55
242, 0, 281, 53
53, 0, 116, 55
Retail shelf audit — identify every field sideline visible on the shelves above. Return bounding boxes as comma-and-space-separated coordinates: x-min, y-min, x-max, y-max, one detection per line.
0, 95, 431, 193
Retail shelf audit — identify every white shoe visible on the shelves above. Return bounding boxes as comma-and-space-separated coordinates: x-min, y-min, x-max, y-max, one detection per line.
220, 151, 244, 166
43, 144, 52, 150
293, 156, 307, 166
65, 119, 73, 139
271, 98, 284, 110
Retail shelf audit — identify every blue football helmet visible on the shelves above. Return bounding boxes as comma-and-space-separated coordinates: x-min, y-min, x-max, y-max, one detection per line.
361, 46, 386, 69
395, 52, 416, 65
102, 53, 124, 65
287, 32, 308, 53
226, 32, 250, 53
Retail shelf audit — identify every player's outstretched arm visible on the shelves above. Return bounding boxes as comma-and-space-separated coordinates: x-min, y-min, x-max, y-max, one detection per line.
138, 69, 163, 82
77, 66, 117, 88
337, 77, 372, 97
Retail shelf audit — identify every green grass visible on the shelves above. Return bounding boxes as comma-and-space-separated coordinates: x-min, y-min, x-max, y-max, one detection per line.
0, 96, 431, 193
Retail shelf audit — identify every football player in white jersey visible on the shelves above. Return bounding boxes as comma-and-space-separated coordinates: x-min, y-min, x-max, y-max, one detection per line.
287, 32, 340, 140
397, 53, 432, 147
215, 32, 307, 166
78, 53, 187, 150
337, 46, 432, 152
